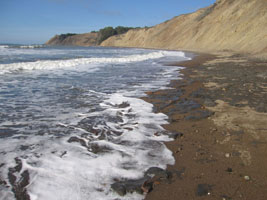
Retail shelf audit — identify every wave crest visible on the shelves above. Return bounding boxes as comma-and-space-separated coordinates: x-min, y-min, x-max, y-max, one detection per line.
0, 50, 187, 74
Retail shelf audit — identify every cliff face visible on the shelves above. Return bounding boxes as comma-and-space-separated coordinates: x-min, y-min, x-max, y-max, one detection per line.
101, 0, 267, 56
46, 32, 98, 46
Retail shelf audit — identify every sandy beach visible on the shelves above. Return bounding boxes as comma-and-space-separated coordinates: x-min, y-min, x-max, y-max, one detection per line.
143, 52, 267, 200
1, 48, 267, 200
1, 0, 267, 199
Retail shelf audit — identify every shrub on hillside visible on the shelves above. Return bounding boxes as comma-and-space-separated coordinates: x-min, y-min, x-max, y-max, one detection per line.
97, 26, 134, 44
58, 33, 77, 41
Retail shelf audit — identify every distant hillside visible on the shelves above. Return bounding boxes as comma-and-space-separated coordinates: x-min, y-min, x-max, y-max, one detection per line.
101, 0, 267, 57
45, 26, 135, 46
45, 32, 98, 46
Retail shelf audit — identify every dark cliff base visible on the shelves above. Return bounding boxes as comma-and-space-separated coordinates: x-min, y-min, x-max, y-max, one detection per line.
143, 52, 267, 200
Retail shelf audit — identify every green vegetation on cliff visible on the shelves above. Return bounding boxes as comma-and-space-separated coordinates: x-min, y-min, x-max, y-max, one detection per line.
57, 33, 77, 41
46, 26, 135, 46
101, 0, 267, 58
97, 26, 135, 44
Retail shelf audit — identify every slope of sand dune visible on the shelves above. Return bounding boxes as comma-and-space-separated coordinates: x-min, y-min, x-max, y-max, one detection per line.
101, 0, 267, 57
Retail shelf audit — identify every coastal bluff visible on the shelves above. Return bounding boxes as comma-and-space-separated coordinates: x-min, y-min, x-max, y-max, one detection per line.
101, 0, 267, 57
45, 32, 98, 46
45, 0, 267, 57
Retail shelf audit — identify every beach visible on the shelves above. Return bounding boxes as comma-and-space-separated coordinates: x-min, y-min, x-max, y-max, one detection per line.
0, 45, 267, 199
1, 0, 267, 198
143, 52, 267, 200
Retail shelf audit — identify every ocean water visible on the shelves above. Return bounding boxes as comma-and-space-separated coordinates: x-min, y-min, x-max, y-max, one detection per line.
0, 45, 189, 200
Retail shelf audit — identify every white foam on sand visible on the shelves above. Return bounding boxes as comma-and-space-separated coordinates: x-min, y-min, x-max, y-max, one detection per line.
0, 48, 190, 200
0, 92, 175, 200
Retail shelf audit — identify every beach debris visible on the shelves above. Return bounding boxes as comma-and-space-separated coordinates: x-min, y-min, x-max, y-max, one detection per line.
169, 132, 184, 139
173, 167, 186, 179
90, 143, 112, 154
244, 176, 250, 181
67, 136, 87, 147
60, 151, 67, 158
154, 131, 184, 140
221, 195, 232, 200
175, 147, 183, 153
116, 101, 130, 108
222, 195, 232, 200
210, 128, 217, 133
225, 153, 230, 158
226, 168, 233, 173
145, 167, 172, 180
111, 178, 147, 196
141, 180, 154, 193
111, 167, 173, 196
196, 184, 212, 196
7, 158, 31, 200
111, 182, 127, 196
154, 132, 161, 136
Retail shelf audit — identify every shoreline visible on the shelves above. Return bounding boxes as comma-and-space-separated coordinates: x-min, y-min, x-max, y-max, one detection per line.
1, 48, 266, 200
143, 52, 267, 199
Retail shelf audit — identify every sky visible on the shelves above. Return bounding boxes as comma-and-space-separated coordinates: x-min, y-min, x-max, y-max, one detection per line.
0, 0, 216, 44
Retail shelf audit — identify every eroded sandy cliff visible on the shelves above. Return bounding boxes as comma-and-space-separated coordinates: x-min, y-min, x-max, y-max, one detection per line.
101, 0, 267, 56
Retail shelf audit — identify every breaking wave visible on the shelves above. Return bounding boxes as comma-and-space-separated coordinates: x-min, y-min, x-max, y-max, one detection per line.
0, 50, 187, 74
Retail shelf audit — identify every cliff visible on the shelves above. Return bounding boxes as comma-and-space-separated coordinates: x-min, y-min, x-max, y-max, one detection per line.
101, 0, 267, 57
45, 32, 98, 46
45, 27, 134, 46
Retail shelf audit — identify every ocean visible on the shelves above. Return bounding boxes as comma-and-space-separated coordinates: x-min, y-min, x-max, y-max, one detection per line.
0, 45, 189, 200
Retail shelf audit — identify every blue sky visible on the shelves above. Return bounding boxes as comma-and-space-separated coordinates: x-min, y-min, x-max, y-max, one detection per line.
0, 0, 216, 44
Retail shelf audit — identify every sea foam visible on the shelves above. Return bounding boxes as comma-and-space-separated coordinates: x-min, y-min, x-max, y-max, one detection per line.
0, 50, 186, 74
0, 47, 189, 200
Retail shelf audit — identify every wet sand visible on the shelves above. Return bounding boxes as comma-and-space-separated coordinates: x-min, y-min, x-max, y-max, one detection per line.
143, 52, 267, 200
